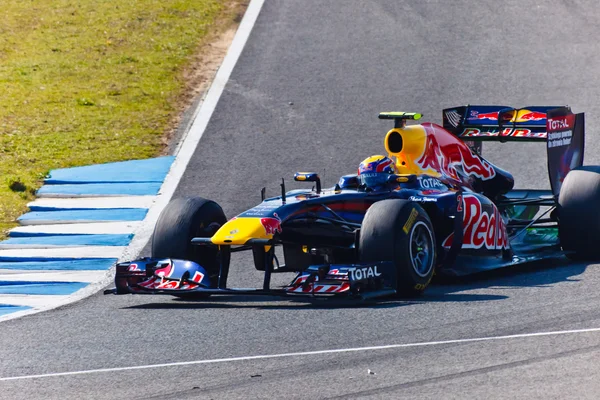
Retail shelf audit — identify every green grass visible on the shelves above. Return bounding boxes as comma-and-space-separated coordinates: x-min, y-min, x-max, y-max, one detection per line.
0, 0, 246, 237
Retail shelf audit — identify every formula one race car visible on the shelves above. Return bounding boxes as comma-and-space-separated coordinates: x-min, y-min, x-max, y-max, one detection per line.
109, 105, 600, 300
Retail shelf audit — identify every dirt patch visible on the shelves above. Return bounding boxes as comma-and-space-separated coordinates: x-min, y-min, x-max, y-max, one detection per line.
162, 1, 249, 153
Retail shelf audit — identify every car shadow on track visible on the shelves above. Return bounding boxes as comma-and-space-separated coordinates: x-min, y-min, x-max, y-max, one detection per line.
427, 255, 588, 296
121, 257, 590, 310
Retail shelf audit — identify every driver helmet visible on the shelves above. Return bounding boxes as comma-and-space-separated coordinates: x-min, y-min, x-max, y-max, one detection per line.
357, 155, 398, 188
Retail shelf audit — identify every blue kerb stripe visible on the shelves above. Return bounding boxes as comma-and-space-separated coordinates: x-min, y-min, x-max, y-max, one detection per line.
0, 304, 31, 317
37, 182, 162, 196
45, 156, 174, 184
0, 258, 117, 269
2, 234, 133, 247
0, 281, 88, 295
18, 208, 147, 222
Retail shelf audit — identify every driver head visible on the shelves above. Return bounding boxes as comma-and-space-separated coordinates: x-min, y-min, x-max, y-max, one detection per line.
357, 155, 398, 190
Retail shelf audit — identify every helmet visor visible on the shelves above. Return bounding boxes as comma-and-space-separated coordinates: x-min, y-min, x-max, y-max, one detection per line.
358, 172, 392, 188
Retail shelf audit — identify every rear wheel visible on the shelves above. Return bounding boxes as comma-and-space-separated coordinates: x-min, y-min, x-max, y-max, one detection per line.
152, 197, 229, 286
359, 199, 436, 297
558, 166, 600, 260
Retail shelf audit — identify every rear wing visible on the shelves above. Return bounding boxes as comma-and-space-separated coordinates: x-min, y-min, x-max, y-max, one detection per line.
442, 105, 564, 142
442, 105, 585, 196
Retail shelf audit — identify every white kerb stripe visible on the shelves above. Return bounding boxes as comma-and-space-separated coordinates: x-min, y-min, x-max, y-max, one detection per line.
0, 270, 107, 283
28, 196, 156, 210
9, 222, 140, 236
0, 246, 125, 259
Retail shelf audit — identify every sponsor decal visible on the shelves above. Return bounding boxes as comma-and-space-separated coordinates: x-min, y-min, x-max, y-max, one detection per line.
442, 194, 509, 250
461, 127, 546, 139
260, 213, 282, 235
418, 177, 444, 189
417, 124, 497, 183
547, 129, 573, 148
546, 111, 583, 195
241, 203, 280, 217
421, 189, 442, 195
154, 262, 173, 278
360, 172, 380, 179
456, 193, 463, 212
128, 263, 141, 272
409, 196, 437, 203
348, 266, 382, 281
469, 110, 546, 122
403, 208, 419, 234
192, 271, 205, 283
548, 116, 572, 131
445, 109, 462, 127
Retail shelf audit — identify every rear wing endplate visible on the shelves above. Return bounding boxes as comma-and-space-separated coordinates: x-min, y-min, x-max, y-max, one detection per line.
546, 107, 584, 196
443, 105, 563, 142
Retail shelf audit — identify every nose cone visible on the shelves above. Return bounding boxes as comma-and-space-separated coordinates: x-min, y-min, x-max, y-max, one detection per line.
211, 217, 280, 245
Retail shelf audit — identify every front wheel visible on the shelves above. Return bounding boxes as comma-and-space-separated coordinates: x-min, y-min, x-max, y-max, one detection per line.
152, 197, 229, 285
359, 199, 436, 297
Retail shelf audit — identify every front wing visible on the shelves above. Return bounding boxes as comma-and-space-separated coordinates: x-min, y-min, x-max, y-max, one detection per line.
108, 258, 398, 301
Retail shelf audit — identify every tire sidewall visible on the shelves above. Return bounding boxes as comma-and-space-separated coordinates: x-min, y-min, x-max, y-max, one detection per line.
151, 197, 227, 280
360, 200, 436, 296
558, 166, 600, 259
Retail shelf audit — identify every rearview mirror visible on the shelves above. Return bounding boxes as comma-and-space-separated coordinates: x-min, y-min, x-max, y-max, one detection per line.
294, 172, 321, 193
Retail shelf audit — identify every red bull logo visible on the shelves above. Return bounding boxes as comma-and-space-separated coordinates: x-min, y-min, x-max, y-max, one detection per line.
260, 214, 282, 235
517, 111, 546, 121
443, 194, 509, 250
472, 109, 546, 123
475, 111, 500, 120
416, 123, 496, 183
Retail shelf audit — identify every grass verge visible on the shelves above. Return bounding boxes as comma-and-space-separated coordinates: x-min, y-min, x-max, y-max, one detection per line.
0, 0, 247, 238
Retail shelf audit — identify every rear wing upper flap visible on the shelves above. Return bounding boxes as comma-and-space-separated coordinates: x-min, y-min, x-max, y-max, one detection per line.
443, 105, 565, 142
442, 104, 585, 196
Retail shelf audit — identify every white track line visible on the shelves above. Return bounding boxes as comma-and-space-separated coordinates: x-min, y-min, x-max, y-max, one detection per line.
28, 197, 155, 210
2, 326, 600, 382
9, 222, 140, 236
0, 0, 265, 323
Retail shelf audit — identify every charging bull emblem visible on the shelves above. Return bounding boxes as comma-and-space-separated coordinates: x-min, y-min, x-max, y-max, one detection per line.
260, 213, 282, 235
416, 123, 496, 183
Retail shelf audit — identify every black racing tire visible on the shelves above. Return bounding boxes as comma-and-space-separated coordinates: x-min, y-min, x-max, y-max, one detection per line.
558, 166, 600, 261
152, 197, 229, 286
359, 199, 436, 297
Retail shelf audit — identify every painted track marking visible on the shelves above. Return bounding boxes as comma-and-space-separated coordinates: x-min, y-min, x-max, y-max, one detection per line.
2, 326, 600, 382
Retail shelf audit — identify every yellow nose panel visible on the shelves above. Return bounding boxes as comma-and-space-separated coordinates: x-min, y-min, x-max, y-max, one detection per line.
211, 217, 279, 245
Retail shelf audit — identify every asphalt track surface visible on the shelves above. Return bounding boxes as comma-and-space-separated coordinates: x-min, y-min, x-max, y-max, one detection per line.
2, 1, 600, 398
